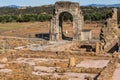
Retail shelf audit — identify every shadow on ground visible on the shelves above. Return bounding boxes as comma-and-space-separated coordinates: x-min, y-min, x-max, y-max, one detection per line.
62, 34, 73, 41
35, 33, 73, 41
35, 33, 50, 40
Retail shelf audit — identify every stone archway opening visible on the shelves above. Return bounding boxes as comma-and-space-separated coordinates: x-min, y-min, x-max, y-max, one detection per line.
59, 12, 73, 41
50, 1, 84, 41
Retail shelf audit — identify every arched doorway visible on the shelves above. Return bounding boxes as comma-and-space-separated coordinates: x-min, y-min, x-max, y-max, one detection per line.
59, 12, 73, 41
50, 1, 84, 41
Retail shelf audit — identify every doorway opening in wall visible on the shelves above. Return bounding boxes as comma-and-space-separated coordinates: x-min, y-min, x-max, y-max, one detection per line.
59, 12, 73, 41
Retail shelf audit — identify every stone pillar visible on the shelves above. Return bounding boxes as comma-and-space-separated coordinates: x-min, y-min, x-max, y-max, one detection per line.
50, 19, 53, 41
69, 57, 75, 67
96, 42, 100, 53
112, 8, 118, 28
112, 8, 117, 20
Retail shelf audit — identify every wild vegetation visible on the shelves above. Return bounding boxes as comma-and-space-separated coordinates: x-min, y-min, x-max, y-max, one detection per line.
0, 5, 119, 23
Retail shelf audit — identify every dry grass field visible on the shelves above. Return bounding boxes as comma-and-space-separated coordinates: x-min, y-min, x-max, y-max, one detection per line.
0, 22, 50, 38
0, 22, 31, 32
0, 21, 119, 39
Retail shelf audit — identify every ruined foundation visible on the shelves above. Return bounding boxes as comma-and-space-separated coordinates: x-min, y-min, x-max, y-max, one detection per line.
0, 1, 119, 80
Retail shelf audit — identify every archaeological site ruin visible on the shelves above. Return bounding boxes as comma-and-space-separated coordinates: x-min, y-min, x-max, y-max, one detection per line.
50, 1, 84, 41
0, 1, 120, 80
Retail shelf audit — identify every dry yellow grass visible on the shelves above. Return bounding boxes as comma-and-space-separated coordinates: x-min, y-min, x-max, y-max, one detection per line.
0, 22, 28, 32
0, 21, 119, 39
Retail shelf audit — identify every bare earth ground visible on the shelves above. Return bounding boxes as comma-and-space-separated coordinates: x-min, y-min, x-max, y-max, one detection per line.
0, 22, 119, 39
0, 22, 106, 39
0, 22, 50, 38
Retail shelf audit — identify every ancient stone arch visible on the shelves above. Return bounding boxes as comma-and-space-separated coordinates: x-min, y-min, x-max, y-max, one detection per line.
50, 1, 84, 41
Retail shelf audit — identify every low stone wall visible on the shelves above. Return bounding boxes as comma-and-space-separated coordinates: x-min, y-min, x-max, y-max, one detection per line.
0, 63, 34, 80
0, 38, 48, 50
97, 57, 119, 80
56, 67, 102, 74
0, 63, 68, 80
46, 42, 74, 51
14, 50, 112, 59
0, 51, 111, 65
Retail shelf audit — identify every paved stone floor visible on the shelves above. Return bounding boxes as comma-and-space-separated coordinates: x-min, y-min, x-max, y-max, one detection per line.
76, 60, 109, 68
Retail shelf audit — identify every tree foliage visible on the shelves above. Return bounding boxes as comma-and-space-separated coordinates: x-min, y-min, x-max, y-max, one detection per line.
0, 14, 52, 23
0, 5, 119, 23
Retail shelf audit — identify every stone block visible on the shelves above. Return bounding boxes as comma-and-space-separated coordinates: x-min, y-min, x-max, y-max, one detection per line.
69, 57, 75, 67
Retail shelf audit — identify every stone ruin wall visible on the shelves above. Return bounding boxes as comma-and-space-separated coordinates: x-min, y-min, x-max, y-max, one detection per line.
100, 8, 118, 52
55, 1, 80, 9
0, 50, 112, 80
97, 56, 119, 80
50, 1, 84, 41
0, 38, 48, 51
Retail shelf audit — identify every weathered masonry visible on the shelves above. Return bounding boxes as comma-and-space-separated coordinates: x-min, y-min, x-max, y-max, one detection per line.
50, 1, 84, 41
100, 8, 118, 53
